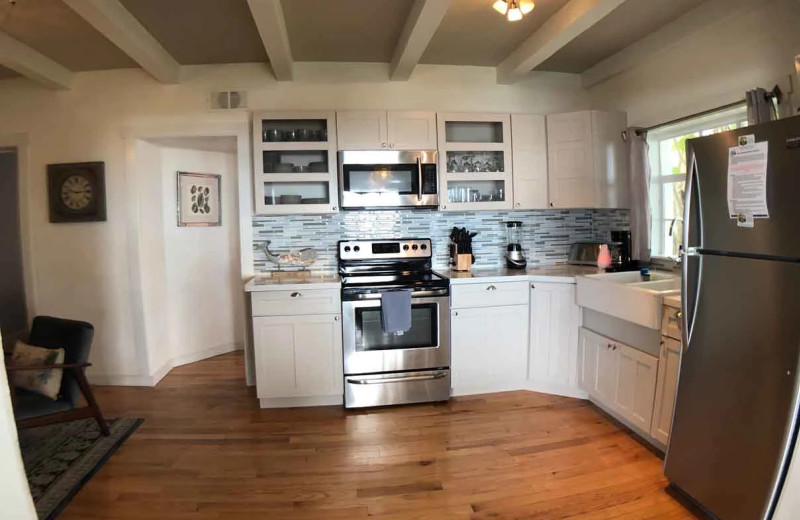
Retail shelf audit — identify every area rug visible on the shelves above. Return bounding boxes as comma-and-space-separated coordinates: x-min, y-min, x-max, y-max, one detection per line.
17, 417, 143, 520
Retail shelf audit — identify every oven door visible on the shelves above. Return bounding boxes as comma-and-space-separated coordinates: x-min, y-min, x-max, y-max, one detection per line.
342, 294, 450, 375
338, 150, 438, 209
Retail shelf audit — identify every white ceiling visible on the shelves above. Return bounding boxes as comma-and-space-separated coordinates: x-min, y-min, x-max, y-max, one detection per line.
0, 0, 724, 84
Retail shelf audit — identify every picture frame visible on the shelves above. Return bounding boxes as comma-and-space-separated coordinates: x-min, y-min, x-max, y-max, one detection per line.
47, 162, 106, 223
177, 172, 221, 227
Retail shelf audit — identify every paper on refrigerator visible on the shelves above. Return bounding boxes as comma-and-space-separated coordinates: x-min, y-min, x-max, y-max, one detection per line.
727, 140, 769, 222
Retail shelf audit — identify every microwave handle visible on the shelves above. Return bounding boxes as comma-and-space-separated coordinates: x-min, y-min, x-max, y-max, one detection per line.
416, 157, 423, 202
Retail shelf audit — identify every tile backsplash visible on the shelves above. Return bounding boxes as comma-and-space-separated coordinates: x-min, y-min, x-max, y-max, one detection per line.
253, 209, 629, 272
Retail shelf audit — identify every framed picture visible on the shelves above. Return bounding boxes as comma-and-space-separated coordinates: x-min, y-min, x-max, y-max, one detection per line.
177, 172, 221, 227
47, 162, 106, 223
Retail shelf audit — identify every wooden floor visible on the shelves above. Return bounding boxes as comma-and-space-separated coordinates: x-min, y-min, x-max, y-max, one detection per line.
61, 351, 698, 520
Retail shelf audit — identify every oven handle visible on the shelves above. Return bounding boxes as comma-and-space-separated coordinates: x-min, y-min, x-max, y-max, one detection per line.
346, 290, 449, 300
346, 372, 448, 385
416, 157, 423, 202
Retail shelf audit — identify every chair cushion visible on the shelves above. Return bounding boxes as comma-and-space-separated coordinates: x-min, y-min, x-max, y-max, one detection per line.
13, 388, 72, 420
12, 340, 65, 400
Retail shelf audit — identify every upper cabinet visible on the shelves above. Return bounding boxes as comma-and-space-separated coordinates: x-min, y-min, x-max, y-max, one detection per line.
252, 110, 339, 215
546, 110, 629, 209
511, 114, 549, 210
336, 110, 437, 150
437, 113, 513, 211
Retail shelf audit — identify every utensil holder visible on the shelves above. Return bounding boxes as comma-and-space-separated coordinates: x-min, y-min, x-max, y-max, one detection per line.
454, 254, 472, 272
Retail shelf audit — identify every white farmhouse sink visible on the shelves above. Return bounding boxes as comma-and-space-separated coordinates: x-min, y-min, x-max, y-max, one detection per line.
576, 271, 680, 329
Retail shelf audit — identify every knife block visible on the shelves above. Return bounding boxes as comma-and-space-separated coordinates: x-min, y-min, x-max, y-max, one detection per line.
454, 254, 472, 272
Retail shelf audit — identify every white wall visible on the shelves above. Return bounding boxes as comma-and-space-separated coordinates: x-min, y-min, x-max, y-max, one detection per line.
589, 0, 800, 127
160, 145, 244, 368
0, 63, 588, 383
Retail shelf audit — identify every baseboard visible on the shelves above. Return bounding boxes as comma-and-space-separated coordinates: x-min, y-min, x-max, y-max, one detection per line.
526, 380, 589, 400
87, 373, 159, 387
171, 343, 240, 369
451, 379, 529, 397
260, 395, 343, 408
588, 397, 666, 454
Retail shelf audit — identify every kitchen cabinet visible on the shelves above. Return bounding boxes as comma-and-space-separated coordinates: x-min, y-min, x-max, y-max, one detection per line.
451, 304, 528, 395
528, 281, 583, 396
252, 110, 338, 215
651, 337, 681, 445
578, 327, 658, 434
336, 110, 437, 150
252, 314, 343, 401
546, 110, 628, 209
438, 113, 513, 212
511, 114, 549, 209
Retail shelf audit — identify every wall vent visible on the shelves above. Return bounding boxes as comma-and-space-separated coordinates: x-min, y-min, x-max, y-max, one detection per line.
210, 90, 247, 110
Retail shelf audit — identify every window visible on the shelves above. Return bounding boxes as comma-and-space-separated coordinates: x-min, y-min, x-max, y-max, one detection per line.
646, 105, 748, 259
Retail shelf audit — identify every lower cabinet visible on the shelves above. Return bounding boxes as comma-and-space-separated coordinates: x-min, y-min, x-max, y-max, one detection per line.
451, 304, 528, 393
252, 314, 343, 400
528, 282, 582, 395
578, 327, 658, 434
650, 336, 681, 444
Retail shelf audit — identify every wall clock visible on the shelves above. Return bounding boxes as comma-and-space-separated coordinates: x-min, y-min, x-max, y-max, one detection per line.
47, 162, 106, 223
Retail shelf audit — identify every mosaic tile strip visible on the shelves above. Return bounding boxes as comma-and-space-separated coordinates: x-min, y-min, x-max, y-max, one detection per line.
252, 209, 629, 272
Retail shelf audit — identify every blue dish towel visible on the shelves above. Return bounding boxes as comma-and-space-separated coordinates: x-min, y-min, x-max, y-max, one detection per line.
381, 290, 412, 334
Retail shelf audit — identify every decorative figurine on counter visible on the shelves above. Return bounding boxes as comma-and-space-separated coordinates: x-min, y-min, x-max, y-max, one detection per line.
263, 241, 317, 271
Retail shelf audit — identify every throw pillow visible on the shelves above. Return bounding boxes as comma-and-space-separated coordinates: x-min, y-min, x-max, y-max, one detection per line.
12, 340, 65, 400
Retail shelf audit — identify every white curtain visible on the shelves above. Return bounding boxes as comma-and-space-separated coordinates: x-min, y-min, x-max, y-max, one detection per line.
746, 88, 777, 124
627, 129, 651, 263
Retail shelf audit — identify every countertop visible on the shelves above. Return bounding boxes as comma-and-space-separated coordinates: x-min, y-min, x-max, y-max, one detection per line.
438, 265, 603, 285
245, 272, 341, 292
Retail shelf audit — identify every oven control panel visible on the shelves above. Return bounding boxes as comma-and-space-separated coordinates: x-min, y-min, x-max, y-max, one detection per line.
339, 239, 432, 260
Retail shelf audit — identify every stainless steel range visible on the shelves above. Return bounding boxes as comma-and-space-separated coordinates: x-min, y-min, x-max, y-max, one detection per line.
338, 238, 451, 408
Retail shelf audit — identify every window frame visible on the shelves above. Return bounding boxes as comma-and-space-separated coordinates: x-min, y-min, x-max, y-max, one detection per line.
646, 104, 748, 260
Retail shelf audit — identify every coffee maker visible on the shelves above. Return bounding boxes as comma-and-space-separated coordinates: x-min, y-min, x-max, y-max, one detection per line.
505, 221, 527, 270
610, 230, 633, 269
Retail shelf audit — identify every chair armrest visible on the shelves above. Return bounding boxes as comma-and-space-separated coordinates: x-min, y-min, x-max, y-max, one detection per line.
5, 362, 91, 372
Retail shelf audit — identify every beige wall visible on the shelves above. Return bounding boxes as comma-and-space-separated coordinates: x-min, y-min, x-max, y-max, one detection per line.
589, 0, 800, 127
0, 63, 588, 383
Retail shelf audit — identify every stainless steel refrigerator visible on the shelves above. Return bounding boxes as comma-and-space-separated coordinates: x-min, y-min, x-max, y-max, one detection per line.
665, 116, 800, 519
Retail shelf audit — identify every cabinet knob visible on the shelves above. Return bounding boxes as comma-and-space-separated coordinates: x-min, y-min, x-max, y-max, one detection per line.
613, 345, 617, 350
531, 284, 535, 289
334, 316, 339, 322
381, 142, 387, 148
441, 205, 447, 210
607, 343, 612, 349
290, 292, 302, 298
515, 203, 520, 208
550, 202, 554, 207
486, 285, 497, 291
453, 311, 458, 317
331, 205, 338, 211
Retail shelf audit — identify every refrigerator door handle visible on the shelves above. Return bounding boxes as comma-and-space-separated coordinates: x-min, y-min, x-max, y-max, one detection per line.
682, 251, 702, 351
683, 153, 703, 252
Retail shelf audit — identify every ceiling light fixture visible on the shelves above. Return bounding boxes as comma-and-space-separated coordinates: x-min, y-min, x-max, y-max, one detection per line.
492, 0, 534, 22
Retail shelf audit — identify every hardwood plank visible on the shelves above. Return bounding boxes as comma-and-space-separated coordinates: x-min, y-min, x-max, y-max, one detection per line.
58, 351, 700, 519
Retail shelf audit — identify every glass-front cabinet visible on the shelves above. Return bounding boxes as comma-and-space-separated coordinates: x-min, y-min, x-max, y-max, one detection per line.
252, 110, 338, 214
437, 113, 513, 211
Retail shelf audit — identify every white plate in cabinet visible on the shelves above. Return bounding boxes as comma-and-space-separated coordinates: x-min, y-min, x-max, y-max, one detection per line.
251, 288, 340, 317
651, 337, 681, 445
253, 315, 343, 399
528, 282, 582, 395
451, 281, 528, 309
511, 114, 549, 210
614, 342, 658, 432
451, 305, 528, 394
336, 110, 436, 150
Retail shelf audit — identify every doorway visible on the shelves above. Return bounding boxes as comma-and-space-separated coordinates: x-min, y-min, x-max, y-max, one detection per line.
0, 148, 27, 354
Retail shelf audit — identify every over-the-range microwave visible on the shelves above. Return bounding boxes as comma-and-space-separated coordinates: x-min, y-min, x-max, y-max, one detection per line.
337, 150, 438, 210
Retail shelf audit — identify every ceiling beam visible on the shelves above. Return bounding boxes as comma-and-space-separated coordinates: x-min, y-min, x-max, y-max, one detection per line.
581, 0, 759, 88
390, 0, 451, 81
496, 0, 627, 85
0, 31, 72, 89
246, 0, 293, 81
63, 0, 181, 84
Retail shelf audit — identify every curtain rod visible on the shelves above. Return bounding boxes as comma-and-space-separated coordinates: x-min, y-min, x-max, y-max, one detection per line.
622, 100, 746, 141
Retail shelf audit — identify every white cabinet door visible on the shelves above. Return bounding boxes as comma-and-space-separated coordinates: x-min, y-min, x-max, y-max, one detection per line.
529, 282, 581, 392
546, 111, 594, 209
511, 114, 549, 209
252, 314, 343, 399
594, 336, 618, 405
614, 342, 658, 432
591, 110, 629, 209
578, 327, 599, 394
451, 305, 528, 393
388, 111, 437, 149
336, 110, 388, 150
651, 337, 681, 444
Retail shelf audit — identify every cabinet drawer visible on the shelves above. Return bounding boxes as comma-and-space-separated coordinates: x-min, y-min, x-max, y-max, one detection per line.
451, 281, 528, 309
252, 289, 340, 316
661, 305, 682, 340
